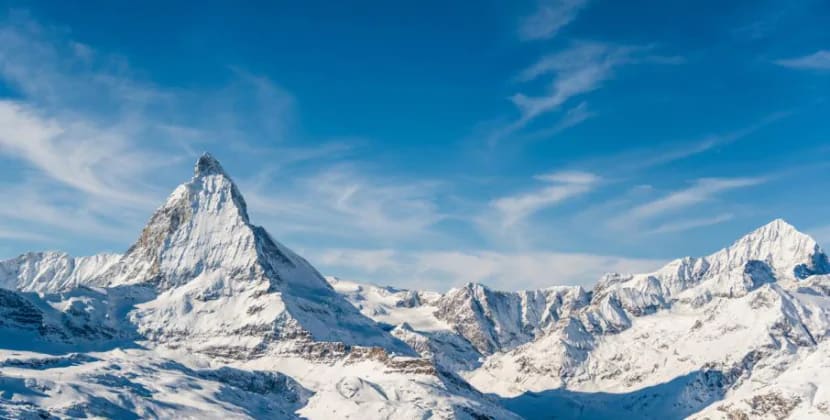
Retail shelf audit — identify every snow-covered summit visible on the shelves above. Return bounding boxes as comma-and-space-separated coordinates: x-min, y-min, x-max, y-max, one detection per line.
458, 223, 830, 419
708, 218, 829, 280
74, 154, 411, 357
592, 219, 829, 309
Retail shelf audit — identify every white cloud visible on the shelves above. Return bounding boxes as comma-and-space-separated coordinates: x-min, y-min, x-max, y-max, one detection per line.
611, 177, 766, 229
511, 101, 595, 143
0, 179, 142, 243
646, 213, 735, 235
482, 41, 686, 146
775, 50, 830, 71
0, 227, 51, 242
0, 14, 306, 252
511, 42, 638, 123
552, 100, 595, 130
0, 13, 168, 113
569, 112, 790, 174
486, 42, 668, 146
491, 170, 599, 227
518, 0, 589, 41
242, 165, 444, 243
0, 101, 165, 205
313, 247, 665, 291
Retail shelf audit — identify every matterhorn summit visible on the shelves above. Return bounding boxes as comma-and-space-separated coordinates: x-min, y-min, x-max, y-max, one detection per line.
89, 153, 411, 357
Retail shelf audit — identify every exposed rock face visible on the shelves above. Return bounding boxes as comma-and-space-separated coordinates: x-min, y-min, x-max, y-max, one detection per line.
0, 288, 44, 331
432, 282, 589, 355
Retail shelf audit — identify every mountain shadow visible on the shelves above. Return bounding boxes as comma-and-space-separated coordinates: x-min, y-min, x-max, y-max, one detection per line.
501, 369, 731, 419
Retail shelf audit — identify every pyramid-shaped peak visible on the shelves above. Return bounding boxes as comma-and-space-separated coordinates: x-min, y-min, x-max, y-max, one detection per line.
194, 152, 227, 177
758, 218, 799, 233
85, 150, 411, 355
710, 218, 827, 280
738, 218, 813, 245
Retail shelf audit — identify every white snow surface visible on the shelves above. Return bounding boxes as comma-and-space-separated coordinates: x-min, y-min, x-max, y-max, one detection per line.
0, 252, 119, 293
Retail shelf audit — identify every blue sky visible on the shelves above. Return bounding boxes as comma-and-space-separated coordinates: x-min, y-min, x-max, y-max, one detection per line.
0, 1, 828, 290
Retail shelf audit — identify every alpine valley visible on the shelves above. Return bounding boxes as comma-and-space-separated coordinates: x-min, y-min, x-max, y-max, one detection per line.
1, 154, 829, 420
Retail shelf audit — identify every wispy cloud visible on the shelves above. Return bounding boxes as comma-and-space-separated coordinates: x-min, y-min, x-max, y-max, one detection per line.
572, 111, 790, 174
517, 101, 596, 142
611, 177, 766, 230
554, 101, 595, 130
491, 170, 600, 227
0, 227, 51, 242
0, 13, 309, 251
313, 247, 664, 290
0, 101, 166, 205
488, 42, 679, 145
511, 42, 638, 122
518, 0, 589, 41
0, 179, 142, 243
645, 213, 735, 235
775, 50, 830, 71
243, 165, 445, 243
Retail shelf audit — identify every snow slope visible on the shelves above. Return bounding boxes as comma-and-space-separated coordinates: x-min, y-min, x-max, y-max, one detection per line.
0, 252, 119, 293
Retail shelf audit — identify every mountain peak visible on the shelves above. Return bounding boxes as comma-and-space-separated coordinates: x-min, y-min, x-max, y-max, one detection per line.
194, 152, 226, 177
86, 151, 410, 355
730, 218, 815, 253
752, 218, 801, 236
712, 218, 828, 280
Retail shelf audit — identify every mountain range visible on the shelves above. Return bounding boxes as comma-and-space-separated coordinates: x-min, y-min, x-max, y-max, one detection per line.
1, 154, 828, 419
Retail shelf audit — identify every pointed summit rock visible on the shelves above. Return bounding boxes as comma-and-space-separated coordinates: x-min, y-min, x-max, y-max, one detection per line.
93, 152, 254, 289
90, 154, 410, 357
194, 152, 227, 177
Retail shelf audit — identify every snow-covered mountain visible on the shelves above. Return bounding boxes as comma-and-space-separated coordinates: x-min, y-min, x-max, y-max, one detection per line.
2, 154, 829, 419
0, 154, 516, 419
465, 220, 830, 419
328, 219, 830, 419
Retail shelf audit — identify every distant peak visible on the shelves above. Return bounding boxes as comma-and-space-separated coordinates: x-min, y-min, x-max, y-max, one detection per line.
725, 218, 816, 253
745, 218, 805, 240
194, 153, 226, 177
765, 218, 795, 229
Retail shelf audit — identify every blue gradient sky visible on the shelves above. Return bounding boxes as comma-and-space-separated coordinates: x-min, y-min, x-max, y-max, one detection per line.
0, 1, 828, 290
